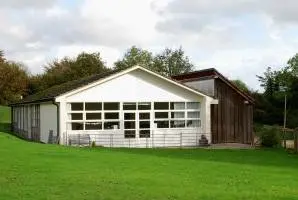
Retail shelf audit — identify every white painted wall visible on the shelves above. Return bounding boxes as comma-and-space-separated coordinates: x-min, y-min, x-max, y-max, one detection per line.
64, 69, 203, 102
40, 103, 57, 143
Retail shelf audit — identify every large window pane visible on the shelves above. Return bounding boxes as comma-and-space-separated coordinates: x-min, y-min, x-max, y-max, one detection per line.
140, 121, 150, 129
124, 121, 135, 129
124, 113, 135, 120
71, 122, 83, 130
171, 112, 184, 119
85, 103, 102, 110
170, 120, 185, 128
85, 122, 102, 130
138, 102, 151, 110
71, 103, 83, 111
170, 102, 185, 110
187, 120, 201, 127
104, 112, 119, 120
125, 130, 135, 138
140, 130, 150, 138
154, 121, 169, 128
123, 103, 136, 110
187, 102, 200, 109
71, 113, 83, 120
155, 112, 168, 119
104, 122, 119, 129
154, 102, 169, 110
139, 113, 150, 120
86, 113, 101, 120
104, 103, 119, 110
187, 111, 200, 119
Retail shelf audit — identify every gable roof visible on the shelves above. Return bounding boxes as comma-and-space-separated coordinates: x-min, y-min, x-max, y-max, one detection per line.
172, 68, 254, 103
11, 66, 212, 106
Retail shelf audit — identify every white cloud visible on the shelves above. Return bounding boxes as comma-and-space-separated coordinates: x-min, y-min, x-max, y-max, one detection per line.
1, 0, 298, 90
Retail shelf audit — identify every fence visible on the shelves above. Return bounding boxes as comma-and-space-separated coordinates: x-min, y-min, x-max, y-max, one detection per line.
65, 129, 209, 148
281, 128, 298, 153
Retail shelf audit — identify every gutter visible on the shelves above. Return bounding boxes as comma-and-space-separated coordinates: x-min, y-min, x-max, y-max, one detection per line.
52, 100, 60, 144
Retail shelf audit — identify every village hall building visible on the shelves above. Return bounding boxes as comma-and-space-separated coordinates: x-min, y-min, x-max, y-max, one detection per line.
10, 66, 253, 147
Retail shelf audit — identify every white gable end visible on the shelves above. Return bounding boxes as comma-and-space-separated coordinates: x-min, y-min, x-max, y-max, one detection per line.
64, 69, 203, 102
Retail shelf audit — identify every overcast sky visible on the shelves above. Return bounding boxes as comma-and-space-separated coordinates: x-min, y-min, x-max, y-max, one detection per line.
1, 0, 298, 91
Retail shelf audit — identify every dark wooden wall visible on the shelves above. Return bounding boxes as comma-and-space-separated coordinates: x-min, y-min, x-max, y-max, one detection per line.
211, 79, 253, 144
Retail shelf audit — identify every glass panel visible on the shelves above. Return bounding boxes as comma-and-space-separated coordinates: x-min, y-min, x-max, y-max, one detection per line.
125, 130, 135, 138
154, 121, 169, 128
155, 112, 168, 119
187, 111, 200, 119
187, 102, 200, 109
85, 122, 102, 130
140, 121, 150, 129
140, 130, 150, 138
170, 102, 185, 110
124, 113, 135, 120
104, 121, 119, 129
170, 112, 185, 119
123, 103, 136, 110
154, 102, 169, 110
139, 113, 150, 120
71, 113, 83, 120
187, 120, 201, 128
170, 120, 185, 128
86, 113, 101, 120
104, 103, 119, 110
138, 102, 151, 110
124, 121, 135, 129
85, 103, 102, 110
71, 122, 84, 130
71, 103, 83, 111
104, 112, 119, 120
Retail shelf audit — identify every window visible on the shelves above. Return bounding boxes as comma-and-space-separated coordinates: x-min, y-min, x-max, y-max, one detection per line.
138, 102, 151, 110
155, 112, 168, 119
187, 102, 200, 110
104, 112, 119, 120
139, 113, 150, 120
71, 113, 83, 120
72, 122, 83, 130
140, 130, 150, 138
123, 103, 136, 110
85, 122, 102, 130
104, 121, 119, 130
154, 102, 168, 110
125, 130, 135, 138
124, 113, 135, 120
71, 103, 83, 111
86, 113, 101, 120
104, 102, 119, 110
170, 102, 185, 110
154, 101, 201, 129
85, 103, 102, 110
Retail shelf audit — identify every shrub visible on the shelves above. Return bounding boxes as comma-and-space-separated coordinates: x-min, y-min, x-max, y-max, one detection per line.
91, 141, 96, 148
259, 126, 281, 148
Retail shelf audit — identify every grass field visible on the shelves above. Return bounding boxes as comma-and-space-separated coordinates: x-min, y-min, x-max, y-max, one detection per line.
0, 132, 298, 200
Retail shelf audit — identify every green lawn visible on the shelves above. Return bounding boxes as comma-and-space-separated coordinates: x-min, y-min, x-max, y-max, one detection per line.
0, 105, 10, 123
0, 132, 297, 200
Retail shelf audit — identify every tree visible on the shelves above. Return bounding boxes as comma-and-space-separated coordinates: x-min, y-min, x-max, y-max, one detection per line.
256, 67, 280, 97
0, 58, 29, 105
30, 52, 110, 94
231, 79, 250, 93
0, 50, 5, 63
152, 47, 194, 77
114, 46, 154, 70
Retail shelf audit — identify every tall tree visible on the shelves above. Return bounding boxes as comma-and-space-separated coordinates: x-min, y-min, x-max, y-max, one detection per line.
152, 47, 194, 77
0, 50, 5, 63
114, 46, 154, 70
231, 79, 250, 93
0, 59, 29, 105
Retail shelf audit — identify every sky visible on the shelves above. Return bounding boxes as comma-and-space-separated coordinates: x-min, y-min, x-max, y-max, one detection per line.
1, 0, 298, 91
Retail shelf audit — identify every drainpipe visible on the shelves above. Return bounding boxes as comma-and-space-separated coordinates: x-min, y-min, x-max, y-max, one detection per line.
52, 100, 60, 144
10, 106, 13, 132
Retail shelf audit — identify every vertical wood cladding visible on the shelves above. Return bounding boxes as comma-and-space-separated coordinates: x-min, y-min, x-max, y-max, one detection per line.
211, 79, 253, 144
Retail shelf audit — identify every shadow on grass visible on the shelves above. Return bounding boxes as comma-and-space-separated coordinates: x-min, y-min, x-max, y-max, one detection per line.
0, 123, 12, 133
111, 147, 298, 170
